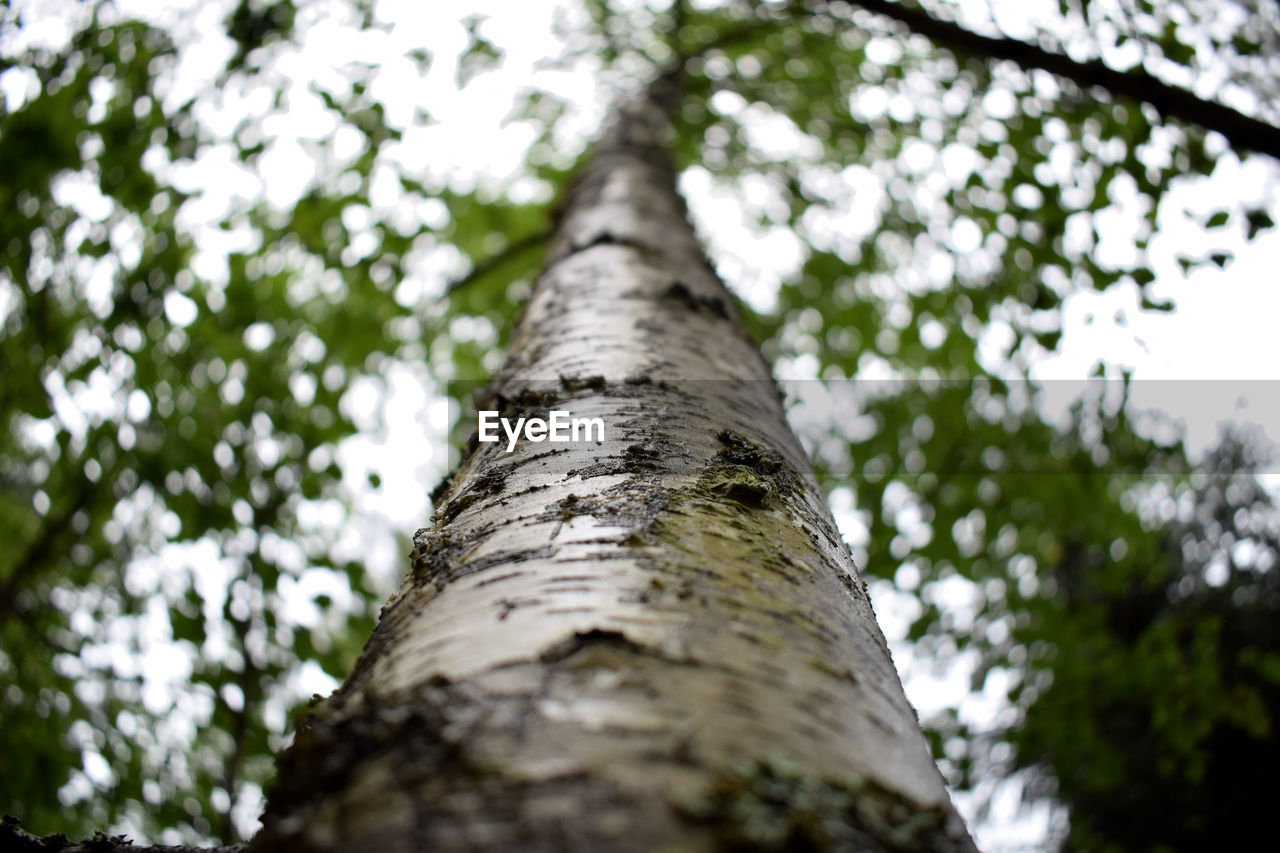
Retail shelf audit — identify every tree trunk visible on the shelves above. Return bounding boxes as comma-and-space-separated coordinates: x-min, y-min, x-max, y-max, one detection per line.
250, 77, 975, 852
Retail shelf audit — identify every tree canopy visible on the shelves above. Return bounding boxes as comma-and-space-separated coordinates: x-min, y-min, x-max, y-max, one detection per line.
2, 0, 1278, 849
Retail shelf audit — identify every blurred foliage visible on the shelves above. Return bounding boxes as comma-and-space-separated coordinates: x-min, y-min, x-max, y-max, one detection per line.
1014, 431, 1280, 850
2, 0, 1278, 850
0, 0, 556, 843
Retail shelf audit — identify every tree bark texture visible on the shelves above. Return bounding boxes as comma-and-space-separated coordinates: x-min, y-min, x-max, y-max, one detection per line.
251, 80, 976, 852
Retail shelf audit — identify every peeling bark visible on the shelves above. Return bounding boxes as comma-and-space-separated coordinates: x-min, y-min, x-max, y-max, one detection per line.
252, 78, 976, 852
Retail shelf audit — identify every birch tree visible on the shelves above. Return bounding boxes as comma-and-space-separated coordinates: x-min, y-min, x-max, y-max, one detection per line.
250, 73, 976, 850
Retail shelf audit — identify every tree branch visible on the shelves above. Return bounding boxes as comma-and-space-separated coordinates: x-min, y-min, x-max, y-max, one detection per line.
840, 0, 1280, 160
444, 229, 551, 295
0, 477, 103, 627
216, 605, 256, 845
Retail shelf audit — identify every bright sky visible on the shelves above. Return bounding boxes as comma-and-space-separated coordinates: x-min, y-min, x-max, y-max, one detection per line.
6, 0, 1280, 848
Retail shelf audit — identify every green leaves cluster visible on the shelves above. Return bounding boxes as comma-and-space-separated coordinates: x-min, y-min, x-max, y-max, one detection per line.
0, 8, 369, 843
1014, 432, 1280, 850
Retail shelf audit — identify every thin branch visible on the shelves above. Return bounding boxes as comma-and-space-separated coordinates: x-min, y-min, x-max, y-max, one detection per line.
216, 593, 256, 845
213, 505, 283, 845
841, 0, 1280, 160
444, 229, 551, 295
0, 477, 102, 627
689, 12, 794, 62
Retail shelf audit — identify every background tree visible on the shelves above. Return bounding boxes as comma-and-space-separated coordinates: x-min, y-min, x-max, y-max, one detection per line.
2, 0, 1278, 849
1011, 428, 1280, 850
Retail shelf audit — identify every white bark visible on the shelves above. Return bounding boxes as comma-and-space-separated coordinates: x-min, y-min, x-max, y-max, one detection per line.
252, 79, 975, 852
